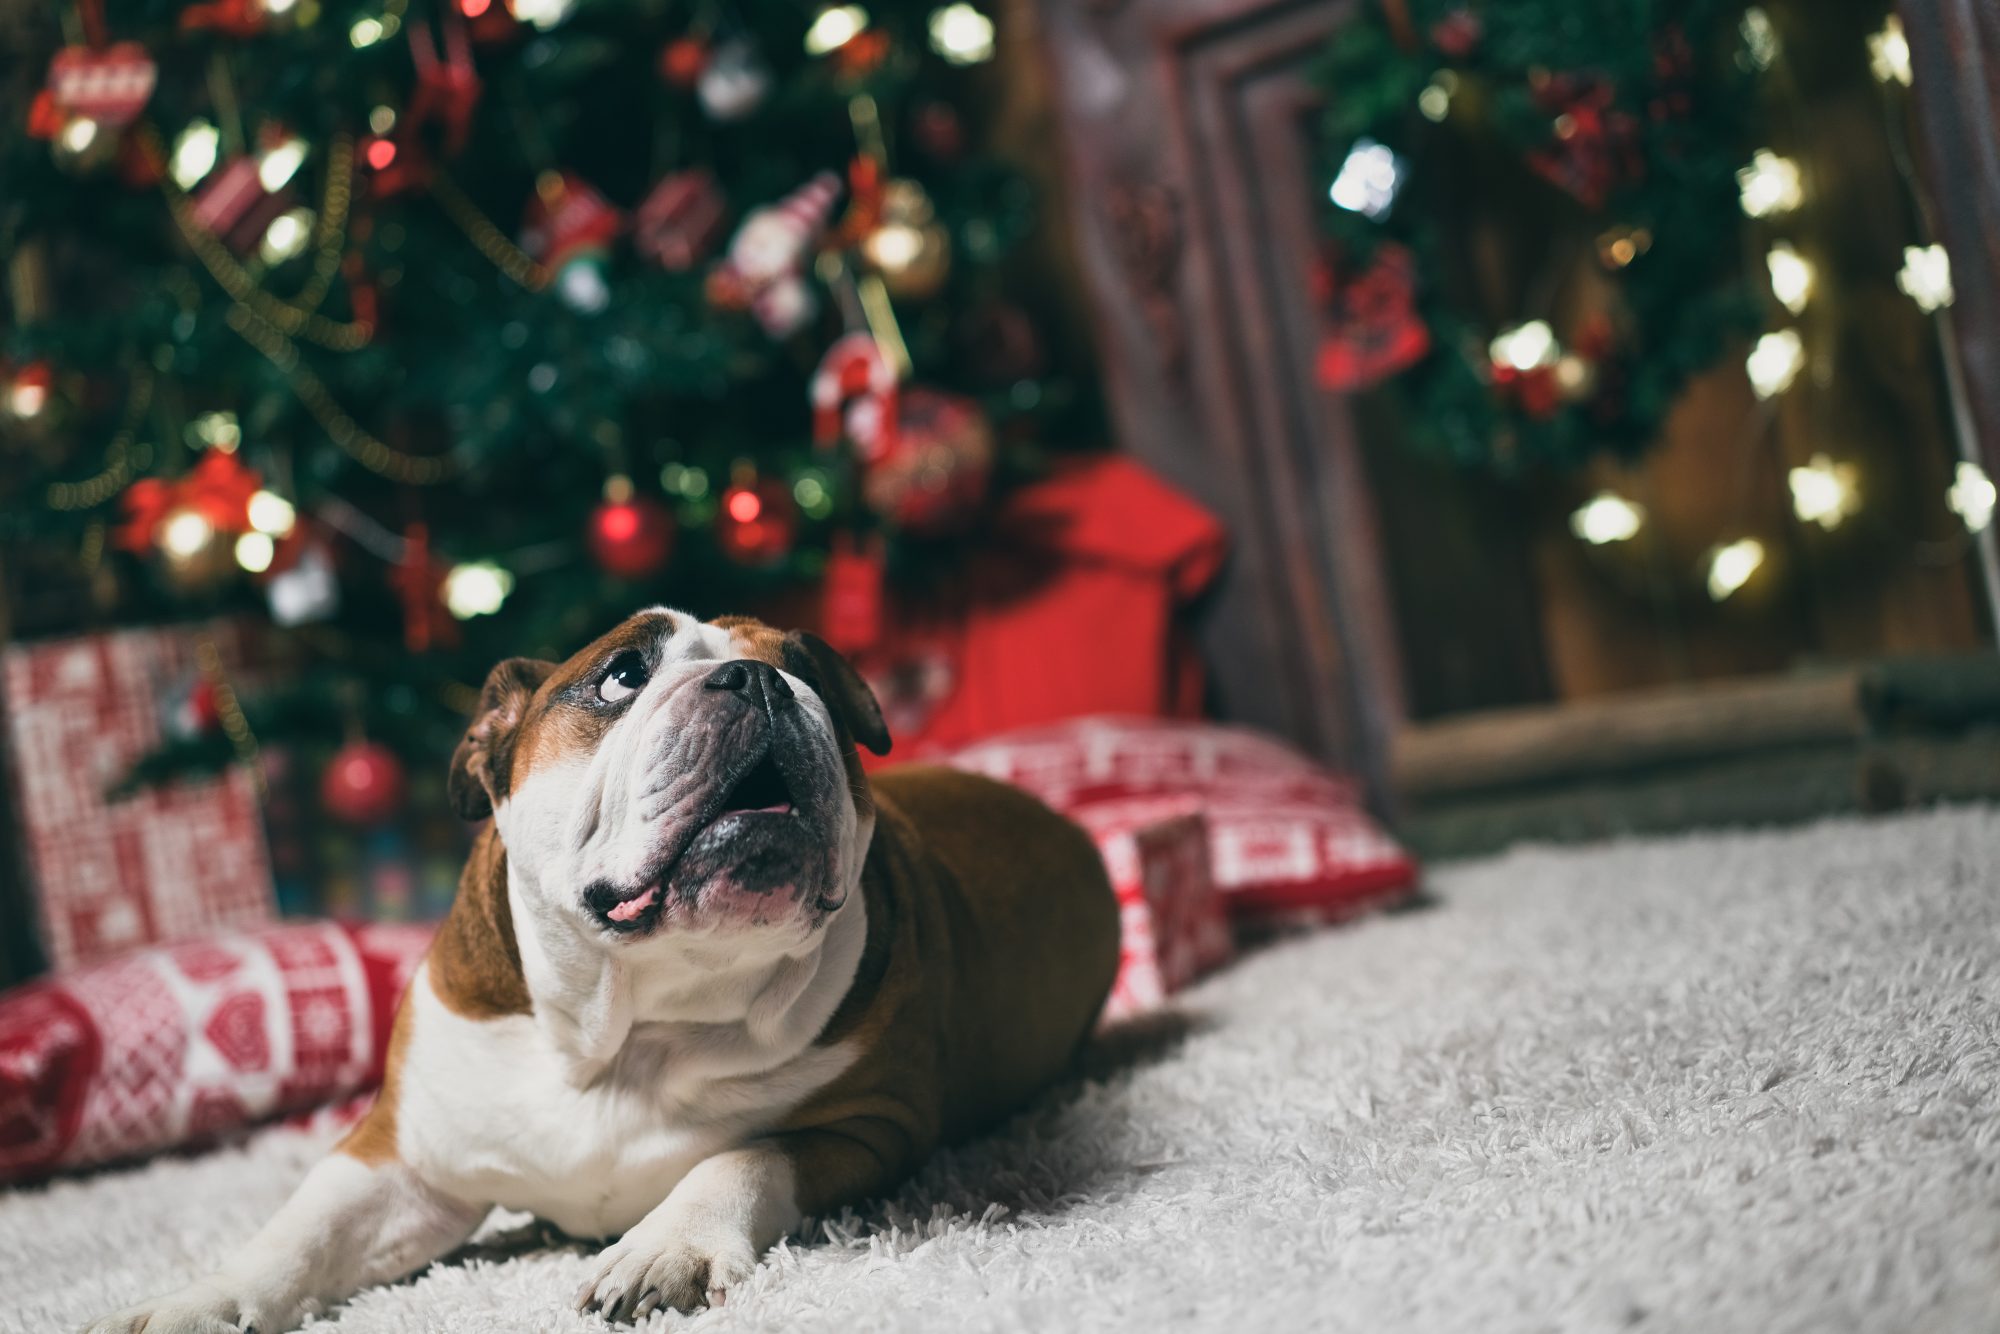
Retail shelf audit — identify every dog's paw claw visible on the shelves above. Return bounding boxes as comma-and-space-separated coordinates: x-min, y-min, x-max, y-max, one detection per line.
577, 1233, 757, 1323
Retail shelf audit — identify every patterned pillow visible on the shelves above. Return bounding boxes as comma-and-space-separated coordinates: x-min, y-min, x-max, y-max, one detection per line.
942, 716, 1418, 920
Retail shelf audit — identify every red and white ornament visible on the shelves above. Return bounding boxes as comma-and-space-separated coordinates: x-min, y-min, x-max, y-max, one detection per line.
45, 42, 156, 128
811, 331, 899, 450
321, 741, 407, 827
191, 155, 296, 255
521, 172, 623, 312
634, 168, 727, 271
696, 39, 771, 121
711, 172, 841, 338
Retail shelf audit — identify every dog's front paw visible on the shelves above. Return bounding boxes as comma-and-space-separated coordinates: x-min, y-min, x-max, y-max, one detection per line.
574, 1229, 759, 1323
82, 1281, 254, 1334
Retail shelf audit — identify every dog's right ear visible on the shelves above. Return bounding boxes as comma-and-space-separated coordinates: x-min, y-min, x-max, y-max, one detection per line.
448, 657, 555, 820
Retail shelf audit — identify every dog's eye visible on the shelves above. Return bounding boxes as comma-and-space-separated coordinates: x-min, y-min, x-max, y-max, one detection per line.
598, 651, 650, 704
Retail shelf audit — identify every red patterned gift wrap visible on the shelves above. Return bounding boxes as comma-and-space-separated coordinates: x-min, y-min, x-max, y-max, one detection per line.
2, 622, 276, 968
0, 921, 432, 1182
1071, 798, 1233, 1023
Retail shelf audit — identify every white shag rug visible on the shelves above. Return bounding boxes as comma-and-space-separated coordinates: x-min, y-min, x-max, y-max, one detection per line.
5, 806, 1998, 1334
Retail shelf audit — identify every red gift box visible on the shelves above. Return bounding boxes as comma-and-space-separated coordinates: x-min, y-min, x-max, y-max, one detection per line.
1071, 797, 1232, 1023
2, 622, 276, 969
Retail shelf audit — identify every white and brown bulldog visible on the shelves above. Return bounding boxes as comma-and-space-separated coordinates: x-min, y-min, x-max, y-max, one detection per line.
89, 609, 1119, 1332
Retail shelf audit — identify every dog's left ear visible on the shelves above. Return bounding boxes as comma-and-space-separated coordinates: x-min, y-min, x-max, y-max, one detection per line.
783, 631, 891, 757
448, 656, 556, 820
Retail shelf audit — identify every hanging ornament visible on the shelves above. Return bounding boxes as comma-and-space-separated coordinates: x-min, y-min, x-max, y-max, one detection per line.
1525, 75, 1641, 211
715, 471, 799, 566
860, 180, 952, 300
659, 36, 710, 88
1314, 242, 1431, 392
2, 362, 55, 431
1488, 320, 1564, 420
697, 39, 772, 122
521, 171, 623, 314
911, 102, 965, 162
404, 14, 482, 158
860, 388, 994, 535
267, 535, 341, 626
114, 450, 262, 554
389, 522, 459, 653
1429, 9, 1483, 58
820, 530, 887, 654
179, 0, 266, 37
812, 331, 899, 449
587, 476, 676, 579
45, 42, 156, 129
710, 172, 842, 338
321, 740, 408, 827
191, 142, 303, 255
634, 168, 728, 271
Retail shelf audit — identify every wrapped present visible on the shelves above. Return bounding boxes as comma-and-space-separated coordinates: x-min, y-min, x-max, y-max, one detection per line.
1, 622, 275, 969
1071, 797, 1232, 1023
0, 920, 432, 1183
635, 168, 728, 271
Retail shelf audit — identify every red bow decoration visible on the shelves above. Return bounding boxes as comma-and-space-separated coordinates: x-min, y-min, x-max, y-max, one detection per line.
404, 16, 481, 158
114, 451, 262, 553
388, 522, 459, 654
1491, 364, 1562, 420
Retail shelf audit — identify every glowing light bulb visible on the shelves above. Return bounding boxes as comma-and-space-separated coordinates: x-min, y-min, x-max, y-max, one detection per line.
804, 4, 869, 54
368, 105, 397, 135
234, 531, 275, 573
1490, 320, 1559, 372
258, 137, 308, 192
1706, 539, 1766, 602
59, 118, 100, 153
1740, 7, 1780, 72
1746, 329, 1804, 400
928, 4, 994, 65
161, 509, 217, 560
1868, 15, 1913, 86
192, 411, 241, 452
1787, 454, 1860, 530
1418, 71, 1456, 122
1328, 138, 1403, 219
1737, 150, 1803, 218
247, 490, 297, 537
1766, 242, 1815, 315
1948, 461, 1996, 534
7, 375, 48, 419
1897, 244, 1954, 312
510, 0, 574, 29
260, 208, 314, 264
1570, 492, 1645, 545
444, 562, 515, 619
349, 16, 384, 45
728, 488, 764, 523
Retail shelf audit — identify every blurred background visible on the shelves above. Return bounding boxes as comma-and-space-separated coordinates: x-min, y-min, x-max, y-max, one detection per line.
2, 0, 1998, 996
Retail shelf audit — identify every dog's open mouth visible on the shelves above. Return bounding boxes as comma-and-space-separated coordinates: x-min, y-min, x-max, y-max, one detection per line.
587, 749, 802, 932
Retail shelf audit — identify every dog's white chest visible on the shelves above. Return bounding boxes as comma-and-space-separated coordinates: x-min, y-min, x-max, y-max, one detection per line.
394, 968, 849, 1237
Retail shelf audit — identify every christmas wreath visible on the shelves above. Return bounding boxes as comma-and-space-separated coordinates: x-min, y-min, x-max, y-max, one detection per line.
1312, 0, 1765, 473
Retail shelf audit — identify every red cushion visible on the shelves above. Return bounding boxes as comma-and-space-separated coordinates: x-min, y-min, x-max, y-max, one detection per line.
942, 716, 1419, 920
0, 921, 431, 1183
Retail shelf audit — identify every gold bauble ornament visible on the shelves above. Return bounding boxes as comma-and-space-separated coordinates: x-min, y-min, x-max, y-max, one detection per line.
860, 179, 951, 300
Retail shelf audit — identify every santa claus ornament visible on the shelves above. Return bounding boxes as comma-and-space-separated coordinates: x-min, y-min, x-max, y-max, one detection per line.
708, 172, 842, 338
520, 171, 623, 312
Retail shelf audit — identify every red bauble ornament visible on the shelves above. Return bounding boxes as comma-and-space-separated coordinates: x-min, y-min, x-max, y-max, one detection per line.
321, 741, 407, 827
588, 494, 676, 578
715, 477, 798, 566
659, 37, 709, 88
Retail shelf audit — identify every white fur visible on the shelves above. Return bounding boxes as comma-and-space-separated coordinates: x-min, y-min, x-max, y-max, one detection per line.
84, 609, 876, 1332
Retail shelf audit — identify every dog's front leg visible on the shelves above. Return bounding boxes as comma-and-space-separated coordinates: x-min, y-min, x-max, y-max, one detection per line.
577, 1118, 917, 1321
86, 1149, 485, 1334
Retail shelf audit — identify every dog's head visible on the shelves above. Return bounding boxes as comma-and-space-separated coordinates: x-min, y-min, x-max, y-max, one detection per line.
448, 609, 888, 947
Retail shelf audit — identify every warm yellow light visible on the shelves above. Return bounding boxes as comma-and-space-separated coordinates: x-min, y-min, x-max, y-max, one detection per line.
1706, 538, 1766, 601
259, 208, 314, 264
1949, 461, 1996, 535
1766, 242, 1815, 315
1418, 71, 1456, 122
349, 16, 384, 46
1897, 244, 1954, 313
234, 531, 276, 573
1740, 7, 1780, 72
161, 509, 217, 559
192, 411, 241, 452
368, 105, 397, 135
264, 0, 298, 12
171, 120, 221, 189
1737, 150, 1803, 218
510, 0, 573, 29
1868, 15, 1913, 86
8, 381, 48, 419
247, 490, 297, 537
1788, 454, 1860, 531
863, 223, 924, 271
1747, 330, 1805, 400
804, 4, 869, 54
59, 118, 100, 153
444, 561, 515, 619
1570, 492, 1645, 545
1490, 320, 1559, 372
928, 3, 994, 65
258, 138, 308, 193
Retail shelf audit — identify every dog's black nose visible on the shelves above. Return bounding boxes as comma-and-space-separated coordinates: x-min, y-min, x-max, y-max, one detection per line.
704, 659, 793, 709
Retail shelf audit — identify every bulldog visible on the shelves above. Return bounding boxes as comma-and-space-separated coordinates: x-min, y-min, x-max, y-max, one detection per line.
89, 609, 1119, 1333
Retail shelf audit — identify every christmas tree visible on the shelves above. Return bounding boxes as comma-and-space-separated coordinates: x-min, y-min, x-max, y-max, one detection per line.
3, 0, 1090, 786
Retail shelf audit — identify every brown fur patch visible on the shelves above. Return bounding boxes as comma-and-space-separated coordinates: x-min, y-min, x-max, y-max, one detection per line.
337, 989, 412, 1165
427, 826, 531, 1019
508, 611, 677, 787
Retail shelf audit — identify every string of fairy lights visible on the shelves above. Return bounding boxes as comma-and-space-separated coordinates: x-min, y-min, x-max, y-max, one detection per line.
1565, 10, 1996, 606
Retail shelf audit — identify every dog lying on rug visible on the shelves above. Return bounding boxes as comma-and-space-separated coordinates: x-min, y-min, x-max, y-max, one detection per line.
89, 610, 1120, 1332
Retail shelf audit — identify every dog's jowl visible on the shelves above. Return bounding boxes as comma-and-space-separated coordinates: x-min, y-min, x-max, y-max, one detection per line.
88, 609, 1119, 1332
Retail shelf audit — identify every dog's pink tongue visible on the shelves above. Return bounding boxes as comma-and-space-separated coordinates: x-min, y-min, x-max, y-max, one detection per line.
606, 885, 660, 923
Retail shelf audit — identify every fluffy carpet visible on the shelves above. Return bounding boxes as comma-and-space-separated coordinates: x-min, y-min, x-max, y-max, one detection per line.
6, 806, 1998, 1334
